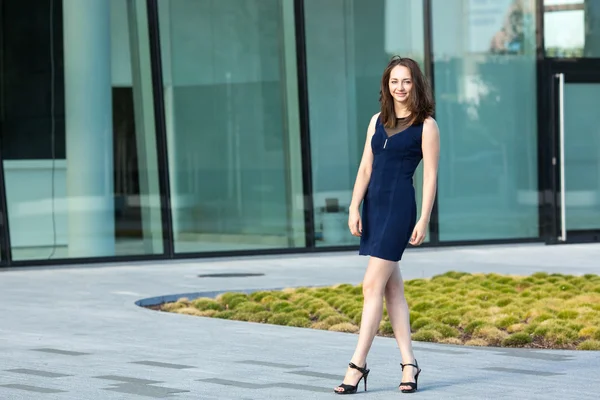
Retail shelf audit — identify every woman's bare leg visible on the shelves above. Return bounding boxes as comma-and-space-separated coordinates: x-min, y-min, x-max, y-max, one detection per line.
384, 264, 418, 390
334, 256, 396, 393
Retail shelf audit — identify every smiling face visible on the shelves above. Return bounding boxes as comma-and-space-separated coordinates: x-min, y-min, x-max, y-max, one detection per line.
379, 56, 434, 128
388, 65, 413, 104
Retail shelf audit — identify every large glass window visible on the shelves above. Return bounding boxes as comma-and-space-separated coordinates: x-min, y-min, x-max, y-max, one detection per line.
157, 0, 305, 253
432, 0, 539, 241
544, 0, 600, 58
0, 0, 164, 260
563, 83, 600, 231
304, 0, 426, 246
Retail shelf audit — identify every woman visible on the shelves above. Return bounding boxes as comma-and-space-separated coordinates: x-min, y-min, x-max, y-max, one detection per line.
334, 56, 439, 394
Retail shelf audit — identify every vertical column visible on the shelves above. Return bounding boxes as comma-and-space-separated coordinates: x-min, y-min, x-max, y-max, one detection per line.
127, 0, 163, 254
281, 0, 306, 247
157, 0, 180, 247
63, 0, 115, 257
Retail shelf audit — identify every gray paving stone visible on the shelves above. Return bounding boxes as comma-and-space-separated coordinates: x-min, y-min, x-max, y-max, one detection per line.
6, 369, 72, 378
492, 350, 575, 362
95, 375, 164, 384
0, 384, 66, 394
0, 243, 599, 399
236, 360, 308, 369
482, 367, 564, 376
285, 370, 343, 380
199, 378, 272, 389
199, 378, 331, 393
130, 361, 195, 369
274, 382, 332, 393
413, 345, 469, 354
102, 383, 189, 398
32, 348, 89, 356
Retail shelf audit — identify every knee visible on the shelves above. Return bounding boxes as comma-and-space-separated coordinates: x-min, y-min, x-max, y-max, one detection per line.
362, 280, 385, 300
385, 280, 405, 300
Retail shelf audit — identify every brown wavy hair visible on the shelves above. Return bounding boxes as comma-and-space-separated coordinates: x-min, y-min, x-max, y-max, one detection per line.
379, 56, 434, 128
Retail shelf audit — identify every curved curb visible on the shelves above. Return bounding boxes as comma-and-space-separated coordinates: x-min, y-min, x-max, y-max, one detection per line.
135, 287, 285, 308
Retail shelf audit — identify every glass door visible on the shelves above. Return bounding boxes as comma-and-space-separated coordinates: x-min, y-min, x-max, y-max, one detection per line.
552, 70, 600, 243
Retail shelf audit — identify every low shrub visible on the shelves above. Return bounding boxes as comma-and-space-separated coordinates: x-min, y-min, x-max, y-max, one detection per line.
503, 332, 533, 347
157, 272, 600, 350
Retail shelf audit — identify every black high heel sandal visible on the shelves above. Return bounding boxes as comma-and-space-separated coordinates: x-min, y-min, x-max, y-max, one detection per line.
334, 362, 370, 395
399, 359, 421, 393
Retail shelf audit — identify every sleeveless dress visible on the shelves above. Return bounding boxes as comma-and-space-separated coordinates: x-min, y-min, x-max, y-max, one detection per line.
359, 116, 424, 262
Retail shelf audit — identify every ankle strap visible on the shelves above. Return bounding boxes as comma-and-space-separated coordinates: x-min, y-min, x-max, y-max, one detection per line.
400, 360, 419, 370
349, 362, 368, 374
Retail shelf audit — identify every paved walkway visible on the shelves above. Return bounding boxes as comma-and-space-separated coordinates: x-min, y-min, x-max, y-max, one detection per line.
1, 243, 599, 399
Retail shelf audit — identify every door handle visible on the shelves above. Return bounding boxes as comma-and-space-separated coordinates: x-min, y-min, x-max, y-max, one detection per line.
555, 73, 566, 242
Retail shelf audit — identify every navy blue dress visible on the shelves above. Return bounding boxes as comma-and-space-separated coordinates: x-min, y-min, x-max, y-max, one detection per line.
359, 116, 424, 262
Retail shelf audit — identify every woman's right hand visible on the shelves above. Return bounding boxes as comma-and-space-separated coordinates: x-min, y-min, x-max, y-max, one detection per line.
348, 207, 362, 237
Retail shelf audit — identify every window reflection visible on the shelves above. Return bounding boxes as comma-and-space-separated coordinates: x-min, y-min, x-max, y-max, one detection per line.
1, 0, 165, 260
303, 0, 427, 246
544, 0, 600, 58
157, 0, 306, 253
432, 0, 539, 241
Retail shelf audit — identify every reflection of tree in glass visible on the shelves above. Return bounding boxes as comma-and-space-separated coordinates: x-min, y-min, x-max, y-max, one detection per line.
444, 1, 538, 195
544, 0, 599, 57
488, 0, 534, 55
584, 0, 600, 57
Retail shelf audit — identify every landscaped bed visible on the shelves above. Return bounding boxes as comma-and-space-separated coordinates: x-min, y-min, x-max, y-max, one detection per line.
155, 271, 600, 350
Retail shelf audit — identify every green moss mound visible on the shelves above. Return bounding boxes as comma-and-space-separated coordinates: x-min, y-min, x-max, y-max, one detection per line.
159, 271, 600, 350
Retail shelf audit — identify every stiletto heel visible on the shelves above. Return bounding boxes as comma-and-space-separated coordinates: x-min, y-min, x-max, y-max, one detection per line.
334, 362, 370, 395
399, 359, 421, 393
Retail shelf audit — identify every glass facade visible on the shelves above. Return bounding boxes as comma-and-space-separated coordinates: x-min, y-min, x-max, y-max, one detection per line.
432, 0, 539, 241
157, 0, 305, 253
304, 0, 427, 246
0, 0, 598, 266
562, 82, 600, 231
1, 0, 164, 261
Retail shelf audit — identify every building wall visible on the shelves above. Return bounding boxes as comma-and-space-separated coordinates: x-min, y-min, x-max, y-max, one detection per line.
0, 0, 598, 264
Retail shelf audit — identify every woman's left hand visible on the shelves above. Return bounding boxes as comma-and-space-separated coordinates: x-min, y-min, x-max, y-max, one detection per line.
409, 219, 428, 246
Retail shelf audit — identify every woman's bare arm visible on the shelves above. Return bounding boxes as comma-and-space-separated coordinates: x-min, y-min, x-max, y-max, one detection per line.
349, 113, 378, 210
409, 117, 439, 246
419, 117, 440, 224
348, 113, 379, 236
